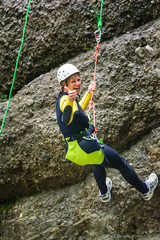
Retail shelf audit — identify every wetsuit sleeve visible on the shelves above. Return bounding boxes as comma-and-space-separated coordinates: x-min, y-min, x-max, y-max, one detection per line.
79, 91, 92, 112
60, 95, 78, 125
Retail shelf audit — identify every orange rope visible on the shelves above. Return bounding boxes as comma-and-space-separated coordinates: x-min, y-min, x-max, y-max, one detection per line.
89, 41, 99, 134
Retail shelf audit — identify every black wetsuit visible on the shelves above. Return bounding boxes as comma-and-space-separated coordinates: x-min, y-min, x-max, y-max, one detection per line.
56, 92, 148, 195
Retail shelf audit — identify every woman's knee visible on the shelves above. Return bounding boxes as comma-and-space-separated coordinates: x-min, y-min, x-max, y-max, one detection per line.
93, 164, 106, 175
103, 144, 128, 169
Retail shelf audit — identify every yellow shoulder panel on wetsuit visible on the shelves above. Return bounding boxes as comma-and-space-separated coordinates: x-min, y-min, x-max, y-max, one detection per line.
79, 92, 92, 112
60, 95, 78, 125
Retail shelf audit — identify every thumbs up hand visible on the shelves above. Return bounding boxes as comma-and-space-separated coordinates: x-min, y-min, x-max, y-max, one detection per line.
64, 86, 78, 102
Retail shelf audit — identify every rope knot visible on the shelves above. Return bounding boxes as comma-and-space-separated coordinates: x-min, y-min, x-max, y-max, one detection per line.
89, 100, 94, 105
93, 42, 99, 58
98, 21, 102, 30
95, 45, 99, 52
95, 127, 98, 133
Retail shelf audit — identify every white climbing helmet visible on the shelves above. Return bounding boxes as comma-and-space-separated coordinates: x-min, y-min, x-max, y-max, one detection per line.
57, 63, 80, 84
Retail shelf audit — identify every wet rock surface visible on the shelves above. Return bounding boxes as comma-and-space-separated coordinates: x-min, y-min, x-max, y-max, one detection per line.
1, 0, 160, 94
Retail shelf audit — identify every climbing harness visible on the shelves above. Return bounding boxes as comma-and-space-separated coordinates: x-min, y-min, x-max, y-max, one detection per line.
0, 0, 31, 134
88, 0, 103, 140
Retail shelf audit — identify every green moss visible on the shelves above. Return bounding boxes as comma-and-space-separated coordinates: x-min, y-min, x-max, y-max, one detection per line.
0, 202, 12, 213
0, 92, 8, 102
30, 187, 41, 196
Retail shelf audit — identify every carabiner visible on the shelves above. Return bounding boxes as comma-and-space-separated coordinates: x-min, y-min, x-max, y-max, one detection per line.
94, 30, 101, 42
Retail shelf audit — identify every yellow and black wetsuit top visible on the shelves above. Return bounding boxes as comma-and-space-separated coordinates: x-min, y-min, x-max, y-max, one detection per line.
56, 91, 92, 138
56, 91, 104, 166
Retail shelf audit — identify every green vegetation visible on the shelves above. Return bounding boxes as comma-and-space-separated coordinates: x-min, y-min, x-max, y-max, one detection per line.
0, 202, 12, 213
0, 195, 22, 213
0, 92, 8, 102
30, 187, 41, 197
0, 189, 41, 213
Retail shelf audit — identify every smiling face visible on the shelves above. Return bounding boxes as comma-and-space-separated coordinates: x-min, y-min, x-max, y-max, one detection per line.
65, 73, 81, 94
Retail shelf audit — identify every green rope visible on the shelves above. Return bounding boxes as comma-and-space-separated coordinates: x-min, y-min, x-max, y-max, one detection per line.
0, 0, 31, 134
91, 0, 104, 31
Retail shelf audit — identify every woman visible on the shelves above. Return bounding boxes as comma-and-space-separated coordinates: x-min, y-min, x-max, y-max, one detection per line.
56, 63, 158, 202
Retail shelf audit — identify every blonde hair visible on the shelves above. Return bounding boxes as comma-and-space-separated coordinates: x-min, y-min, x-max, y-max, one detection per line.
60, 77, 70, 92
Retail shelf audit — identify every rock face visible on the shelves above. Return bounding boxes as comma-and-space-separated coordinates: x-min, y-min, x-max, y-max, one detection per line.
0, 19, 160, 204
0, 1, 160, 239
1, 0, 160, 94
0, 71, 90, 202
0, 128, 160, 239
